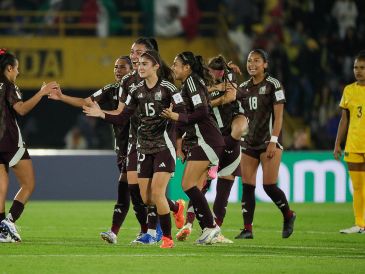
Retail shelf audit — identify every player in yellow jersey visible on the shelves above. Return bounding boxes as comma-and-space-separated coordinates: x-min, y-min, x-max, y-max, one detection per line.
334, 50, 365, 234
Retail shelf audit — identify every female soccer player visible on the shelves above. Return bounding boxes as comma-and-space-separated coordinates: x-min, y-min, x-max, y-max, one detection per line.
0, 49, 60, 242
334, 50, 365, 234
84, 50, 183, 248
235, 49, 296, 239
107, 38, 184, 245
48, 55, 135, 244
176, 55, 248, 243
162, 51, 224, 244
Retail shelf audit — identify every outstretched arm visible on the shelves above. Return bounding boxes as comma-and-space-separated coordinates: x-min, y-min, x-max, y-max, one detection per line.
13, 81, 60, 116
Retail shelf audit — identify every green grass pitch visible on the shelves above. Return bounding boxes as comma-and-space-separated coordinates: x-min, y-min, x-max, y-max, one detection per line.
1, 201, 365, 274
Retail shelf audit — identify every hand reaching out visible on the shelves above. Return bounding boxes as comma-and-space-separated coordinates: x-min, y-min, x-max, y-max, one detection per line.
83, 101, 105, 119
40, 81, 60, 97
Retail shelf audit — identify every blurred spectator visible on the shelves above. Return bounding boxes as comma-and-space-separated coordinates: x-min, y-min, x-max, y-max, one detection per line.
288, 128, 310, 150
64, 127, 88, 149
331, 0, 358, 39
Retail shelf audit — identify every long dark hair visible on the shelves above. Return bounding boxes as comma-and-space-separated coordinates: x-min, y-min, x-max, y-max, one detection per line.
141, 50, 174, 83
0, 48, 17, 78
177, 51, 214, 86
134, 37, 159, 52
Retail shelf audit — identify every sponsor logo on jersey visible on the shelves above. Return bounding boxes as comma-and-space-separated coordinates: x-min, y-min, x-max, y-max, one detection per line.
172, 93, 183, 104
192, 94, 202, 106
259, 85, 266, 94
159, 162, 166, 168
137, 92, 144, 98
155, 90, 162, 101
275, 89, 285, 101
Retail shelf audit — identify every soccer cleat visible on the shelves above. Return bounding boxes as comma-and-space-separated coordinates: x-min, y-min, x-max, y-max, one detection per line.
176, 223, 192, 241
235, 229, 253, 239
100, 230, 117, 244
282, 212, 296, 238
0, 230, 15, 243
173, 199, 186, 229
340, 225, 365, 234
196, 225, 221, 244
1, 219, 21, 242
207, 165, 218, 180
131, 233, 158, 245
156, 223, 163, 242
160, 236, 174, 248
210, 233, 234, 244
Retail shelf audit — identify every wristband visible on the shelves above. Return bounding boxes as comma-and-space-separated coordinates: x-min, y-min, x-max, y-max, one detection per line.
270, 136, 278, 143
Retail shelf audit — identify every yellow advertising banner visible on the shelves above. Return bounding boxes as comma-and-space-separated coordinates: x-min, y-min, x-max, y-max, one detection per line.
1, 37, 219, 89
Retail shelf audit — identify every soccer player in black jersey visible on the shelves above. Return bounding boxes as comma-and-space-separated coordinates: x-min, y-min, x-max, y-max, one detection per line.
175, 55, 248, 243
84, 50, 184, 248
235, 49, 296, 239
48, 56, 134, 244
162, 51, 224, 244
105, 38, 185, 244
0, 49, 60, 243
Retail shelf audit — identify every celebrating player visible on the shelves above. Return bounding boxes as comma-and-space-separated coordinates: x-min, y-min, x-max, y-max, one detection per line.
0, 49, 60, 243
235, 49, 296, 239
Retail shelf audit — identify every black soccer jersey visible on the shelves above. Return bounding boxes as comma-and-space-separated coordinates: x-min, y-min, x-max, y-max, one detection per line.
178, 73, 224, 149
0, 78, 25, 151
119, 70, 143, 146
209, 87, 241, 136
91, 82, 129, 155
237, 73, 285, 150
105, 78, 184, 154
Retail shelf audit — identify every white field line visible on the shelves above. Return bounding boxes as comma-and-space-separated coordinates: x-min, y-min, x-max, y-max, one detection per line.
0, 254, 364, 259
13, 241, 365, 252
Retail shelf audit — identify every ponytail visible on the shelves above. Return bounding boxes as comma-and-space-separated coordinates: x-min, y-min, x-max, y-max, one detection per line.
178, 51, 214, 86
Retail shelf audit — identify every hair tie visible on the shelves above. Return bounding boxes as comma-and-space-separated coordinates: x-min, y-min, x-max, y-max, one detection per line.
0, 48, 7, 55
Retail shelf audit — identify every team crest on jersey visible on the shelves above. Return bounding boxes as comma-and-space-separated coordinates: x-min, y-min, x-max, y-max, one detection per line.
155, 90, 162, 101
259, 86, 266, 94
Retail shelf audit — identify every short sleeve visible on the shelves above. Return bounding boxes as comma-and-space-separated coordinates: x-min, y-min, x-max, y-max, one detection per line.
339, 87, 348, 109
185, 76, 209, 109
7, 84, 22, 106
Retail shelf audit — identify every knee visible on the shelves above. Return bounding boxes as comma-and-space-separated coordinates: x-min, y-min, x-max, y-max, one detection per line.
231, 117, 248, 140
151, 188, 163, 204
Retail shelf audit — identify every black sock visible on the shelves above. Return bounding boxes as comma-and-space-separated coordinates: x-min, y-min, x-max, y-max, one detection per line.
185, 186, 214, 229
167, 198, 178, 213
263, 184, 291, 219
147, 206, 158, 230
213, 178, 234, 226
8, 200, 24, 223
241, 184, 256, 229
128, 184, 148, 233
0, 212, 5, 222
111, 180, 130, 235
158, 213, 172, 239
